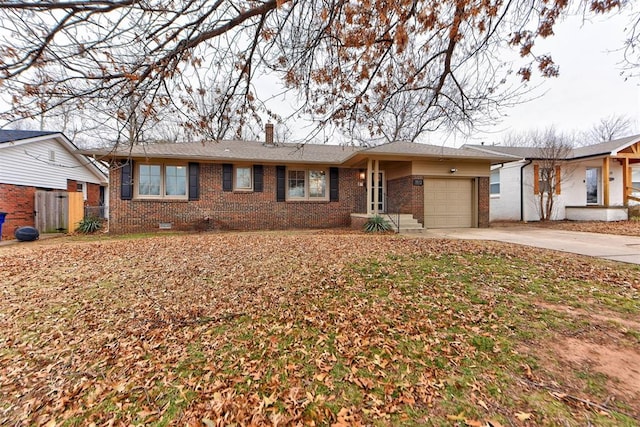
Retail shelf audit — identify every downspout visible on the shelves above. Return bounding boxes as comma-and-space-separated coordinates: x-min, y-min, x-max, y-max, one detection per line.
520, 160, 532, 222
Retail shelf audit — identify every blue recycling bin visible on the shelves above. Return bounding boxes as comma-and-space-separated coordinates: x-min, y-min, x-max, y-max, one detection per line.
0, 212, 6, 241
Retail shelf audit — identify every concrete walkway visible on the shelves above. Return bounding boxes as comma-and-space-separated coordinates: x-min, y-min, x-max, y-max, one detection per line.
0, 233, 65, 247
422, 227, 640, 265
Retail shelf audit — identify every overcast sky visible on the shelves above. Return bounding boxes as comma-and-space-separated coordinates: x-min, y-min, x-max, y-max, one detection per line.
451, 10, 640, 147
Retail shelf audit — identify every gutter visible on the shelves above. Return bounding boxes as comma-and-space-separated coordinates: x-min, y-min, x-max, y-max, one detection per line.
520, 159, 532, 222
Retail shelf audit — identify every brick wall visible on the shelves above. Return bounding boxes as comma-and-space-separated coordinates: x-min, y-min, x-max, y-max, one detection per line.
478, 176, 490, 228
109, 163, 367, 234
66, 179, 101, 207
0, 183, 36, 240
86, 183, 101, 207
387, 176, 425, 225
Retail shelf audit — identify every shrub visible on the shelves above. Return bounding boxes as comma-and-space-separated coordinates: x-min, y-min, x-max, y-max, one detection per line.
76, 216, 103, 233
364, 215, 392, 233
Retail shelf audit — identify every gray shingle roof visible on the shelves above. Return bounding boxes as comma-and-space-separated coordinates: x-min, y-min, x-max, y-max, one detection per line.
86, 140, 360, 164
465, 134, 640, 160
0, 129, 58, 144
85, 139, 513, 164
572, 134, 640, 158
362, 141, 512, 160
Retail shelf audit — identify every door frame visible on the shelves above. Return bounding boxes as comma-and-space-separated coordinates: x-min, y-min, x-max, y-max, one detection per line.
369, 171, 386, 213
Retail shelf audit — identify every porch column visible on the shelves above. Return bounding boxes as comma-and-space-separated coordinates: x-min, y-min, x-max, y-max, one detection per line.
603, 157, 610, 207
366, 158, 373, 215
373, 159, 380, 215
622, 157, 630, 206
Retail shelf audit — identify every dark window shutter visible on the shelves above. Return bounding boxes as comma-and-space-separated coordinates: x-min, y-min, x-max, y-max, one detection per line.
276, 166, 286, 202
188, 162, 200, 200
329, 167, 339, 202
253, 164, 263, 192
121, 161, 133, 200
222, 163, 233, 192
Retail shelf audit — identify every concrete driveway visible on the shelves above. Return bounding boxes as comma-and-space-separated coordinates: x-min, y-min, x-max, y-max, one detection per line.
422, 226, 640, 265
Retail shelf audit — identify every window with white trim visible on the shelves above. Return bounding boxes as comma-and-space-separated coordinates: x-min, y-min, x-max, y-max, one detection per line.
137, 163, 187, 199
287, 169, 328, 200
490, 169, 500, 196
234, 166, 253, 191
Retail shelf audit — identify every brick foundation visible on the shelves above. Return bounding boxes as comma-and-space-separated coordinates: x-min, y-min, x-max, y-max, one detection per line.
109, 164, 367, 233
0, 183, 37, 240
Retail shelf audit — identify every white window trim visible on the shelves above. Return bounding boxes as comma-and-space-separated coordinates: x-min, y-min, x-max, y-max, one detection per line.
234, 165, 253, 192
135, 162, 188, 200
77, 182, 88, 201
286, 168, 329, 201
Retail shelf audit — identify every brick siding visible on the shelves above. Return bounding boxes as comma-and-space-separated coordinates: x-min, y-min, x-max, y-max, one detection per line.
66, 179, 101, 207
477, 176, 490, 228
0, 183, 36, 240
109, 163, 367, 233
387, 175, 425, 225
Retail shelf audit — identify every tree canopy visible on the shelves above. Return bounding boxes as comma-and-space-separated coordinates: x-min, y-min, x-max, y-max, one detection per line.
0, 0, 633, 144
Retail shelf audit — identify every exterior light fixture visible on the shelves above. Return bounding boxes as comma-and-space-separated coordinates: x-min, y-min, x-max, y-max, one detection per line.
450, 168, 458, 174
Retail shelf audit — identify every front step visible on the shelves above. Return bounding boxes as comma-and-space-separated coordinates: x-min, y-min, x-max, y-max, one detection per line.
383, 214, 424, 234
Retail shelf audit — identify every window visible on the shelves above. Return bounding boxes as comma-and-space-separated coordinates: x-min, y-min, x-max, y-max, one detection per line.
76, 182, 88, 201
165, 165, 187, 196
287, 169, 328, 200
490, 169, 500, 196
538, 167, 553, 193
633, 168, 640, 190
137, 163, 187, 199
534, 165, 561, 195
234, 166, 253, 191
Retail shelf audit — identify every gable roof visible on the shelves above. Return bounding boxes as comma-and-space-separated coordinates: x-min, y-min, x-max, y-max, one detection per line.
465, 133, 640, 161
0, 129, 58, 144
0, 129, 108, 183
84, 139, 513, 165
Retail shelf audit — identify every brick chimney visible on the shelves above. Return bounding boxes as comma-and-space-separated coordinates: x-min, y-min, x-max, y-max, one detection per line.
265, 123, 274, 146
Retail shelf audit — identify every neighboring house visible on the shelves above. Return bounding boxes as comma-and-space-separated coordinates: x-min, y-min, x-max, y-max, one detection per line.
84, 125, 509, 234
0, 130, 109, 239
465, 134, 640, 222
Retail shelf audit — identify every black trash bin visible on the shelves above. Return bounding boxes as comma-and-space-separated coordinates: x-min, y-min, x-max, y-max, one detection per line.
0, 212, 6, 241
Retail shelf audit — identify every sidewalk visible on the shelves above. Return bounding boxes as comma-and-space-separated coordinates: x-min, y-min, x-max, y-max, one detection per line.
0, 233, 66, 247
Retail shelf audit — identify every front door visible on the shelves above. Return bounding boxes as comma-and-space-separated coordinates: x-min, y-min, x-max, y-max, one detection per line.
370, 171, 386, 213
586, 167, 600, 205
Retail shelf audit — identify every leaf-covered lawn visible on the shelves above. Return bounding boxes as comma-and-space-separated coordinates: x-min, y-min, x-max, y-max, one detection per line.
1, 232, 639, 426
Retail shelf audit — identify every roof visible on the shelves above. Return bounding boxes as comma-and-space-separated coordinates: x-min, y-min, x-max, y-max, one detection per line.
0, 129, 108, 183
84, 139, 513, 164
84, 140, 359, 164
465, 133, 640, 161
572, 134, 640, 158
361, 141, 512, 160
0, 129, 58, 144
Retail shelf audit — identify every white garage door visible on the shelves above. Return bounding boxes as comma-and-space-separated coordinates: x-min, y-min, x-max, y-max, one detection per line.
424, 179, 474, 228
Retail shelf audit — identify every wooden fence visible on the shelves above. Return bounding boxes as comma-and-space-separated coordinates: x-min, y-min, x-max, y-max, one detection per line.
35, 191, 84, 233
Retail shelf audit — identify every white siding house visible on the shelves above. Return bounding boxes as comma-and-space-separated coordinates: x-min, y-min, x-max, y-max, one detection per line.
0, 132, 106, 190
0, 130, 108, 239
466, 134, 640, 222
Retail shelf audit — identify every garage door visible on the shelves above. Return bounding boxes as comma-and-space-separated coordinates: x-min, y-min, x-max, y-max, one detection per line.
424, 179, 473, 228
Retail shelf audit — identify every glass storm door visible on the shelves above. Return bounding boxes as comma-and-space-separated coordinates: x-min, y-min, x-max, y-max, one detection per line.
370, 171, 386, 212
586, 167, 600, 205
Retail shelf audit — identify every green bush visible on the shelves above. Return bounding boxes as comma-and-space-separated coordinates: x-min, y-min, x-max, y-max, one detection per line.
363, 215, 392, 233
76, 216, 103, 234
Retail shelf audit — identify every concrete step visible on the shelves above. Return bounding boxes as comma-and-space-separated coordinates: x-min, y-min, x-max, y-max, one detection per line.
383, 214, 424, 233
